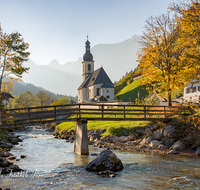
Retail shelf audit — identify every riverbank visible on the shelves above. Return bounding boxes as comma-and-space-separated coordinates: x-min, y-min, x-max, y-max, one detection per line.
1, 125, 200, 189
47, 116, 200, 157
0, 127, 27, 175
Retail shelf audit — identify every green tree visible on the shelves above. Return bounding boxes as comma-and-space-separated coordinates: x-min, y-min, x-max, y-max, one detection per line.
0, 26, 30, 93
36, 91, 50, 107
50, 96, 71, 108
15, 91, 37, 108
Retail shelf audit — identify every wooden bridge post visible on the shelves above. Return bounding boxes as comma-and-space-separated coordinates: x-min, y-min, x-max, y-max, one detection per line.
101, 105, 104, 119
163, 107, 166, 118
123, 105, 126, 119
27, 108, 30, 122
144, 106, 146, 119
54, 106, 56, 120
74, 119, 89, 155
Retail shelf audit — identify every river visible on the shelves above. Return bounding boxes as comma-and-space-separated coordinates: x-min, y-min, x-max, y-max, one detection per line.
0, 126, 200, 189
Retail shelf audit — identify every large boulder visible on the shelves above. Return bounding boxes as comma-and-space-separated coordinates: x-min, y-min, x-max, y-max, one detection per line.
164, 125, 175, 138
119, 135, 135, 143
149, 140, 160, 148
145, 128, 153, 137
153, 129, 164, 140
136, 129, 145, 135
107, 136, 119, 143
170, 141, 186, 151
146, 136, 154, 144
166, 138, 175, 149
86, 150, 123, 172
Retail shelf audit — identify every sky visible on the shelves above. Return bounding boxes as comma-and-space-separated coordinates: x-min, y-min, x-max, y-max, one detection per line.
0, 0, 176, 65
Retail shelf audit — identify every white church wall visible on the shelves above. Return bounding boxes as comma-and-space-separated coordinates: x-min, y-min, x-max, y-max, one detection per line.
101, 88, 114, 101
93, 84, 103, 96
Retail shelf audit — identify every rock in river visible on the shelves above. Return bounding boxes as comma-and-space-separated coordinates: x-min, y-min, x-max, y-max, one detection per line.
86, 150, 123, 172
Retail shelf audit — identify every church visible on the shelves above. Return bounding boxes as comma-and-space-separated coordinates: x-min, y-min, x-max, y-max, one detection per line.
78, 37, 114, 103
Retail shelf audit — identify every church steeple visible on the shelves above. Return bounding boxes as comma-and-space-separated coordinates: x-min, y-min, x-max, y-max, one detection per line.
83, 36, 93, 61
82, 36, 94, 81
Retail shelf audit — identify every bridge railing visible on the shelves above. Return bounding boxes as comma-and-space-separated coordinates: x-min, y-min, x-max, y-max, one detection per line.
0, 103, 192, 128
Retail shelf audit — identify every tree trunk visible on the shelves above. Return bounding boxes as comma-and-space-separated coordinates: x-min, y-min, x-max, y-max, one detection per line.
168, 93, 172, 106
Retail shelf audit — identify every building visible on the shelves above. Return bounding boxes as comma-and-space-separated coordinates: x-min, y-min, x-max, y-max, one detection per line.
0, 92, 14, 107
183, 82, 200, 103
78, 37, 114, 103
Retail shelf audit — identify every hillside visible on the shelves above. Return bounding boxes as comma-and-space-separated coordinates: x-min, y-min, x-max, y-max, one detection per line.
115, 77, 183, 102
115, 78, 148, 101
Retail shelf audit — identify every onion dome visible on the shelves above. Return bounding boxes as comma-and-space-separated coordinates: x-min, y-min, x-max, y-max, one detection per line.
83, 36, 93, 61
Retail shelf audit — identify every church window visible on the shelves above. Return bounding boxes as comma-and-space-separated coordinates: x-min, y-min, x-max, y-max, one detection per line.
198, 86, 200, 91
88, 64, 91, 72
106, 96, 110, 99
97, 88, 100, 95
107, 90, 109, 92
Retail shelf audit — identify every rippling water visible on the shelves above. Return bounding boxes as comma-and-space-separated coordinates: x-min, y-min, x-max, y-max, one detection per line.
1, 126, 200, 190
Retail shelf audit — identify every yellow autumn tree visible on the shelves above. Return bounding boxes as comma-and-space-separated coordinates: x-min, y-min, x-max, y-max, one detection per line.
138, 13, 186, 106
170, 0, 200, 81
0, 25, 30, 94
2, 80, 14, 94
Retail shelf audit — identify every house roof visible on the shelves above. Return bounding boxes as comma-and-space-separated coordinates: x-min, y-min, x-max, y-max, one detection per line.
98, 96, 108, 102
78, 67, 114, 90
0, 92, 14, 100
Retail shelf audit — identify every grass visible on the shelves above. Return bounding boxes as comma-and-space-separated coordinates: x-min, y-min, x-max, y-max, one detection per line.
115, 77, 183, 101
0, 129, 9, 141
55, 120, 151, 137
115, 78, 148, 101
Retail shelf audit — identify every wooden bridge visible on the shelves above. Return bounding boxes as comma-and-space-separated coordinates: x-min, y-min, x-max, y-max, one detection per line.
0, 103, 192, 155
0, 103, 192, 128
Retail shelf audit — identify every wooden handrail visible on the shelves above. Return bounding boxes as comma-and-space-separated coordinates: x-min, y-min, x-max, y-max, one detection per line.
0, 103, 193, 129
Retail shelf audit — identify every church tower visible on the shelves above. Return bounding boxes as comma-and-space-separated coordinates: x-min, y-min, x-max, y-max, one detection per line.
82, 36, 94, 81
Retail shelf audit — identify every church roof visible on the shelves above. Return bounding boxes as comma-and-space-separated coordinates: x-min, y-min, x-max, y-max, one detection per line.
78, 67, 114, 90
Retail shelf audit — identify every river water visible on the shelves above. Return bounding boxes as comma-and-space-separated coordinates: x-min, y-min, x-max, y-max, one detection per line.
1, 126, 200, 190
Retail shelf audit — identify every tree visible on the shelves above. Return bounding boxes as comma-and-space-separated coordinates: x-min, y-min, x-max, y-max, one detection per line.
138, 12, 186, 106
170, 0, 200, 81
50, 96, 71, 108
15, 91, 37, 108
0, 26, 30, 93
2, 79, 14, 94
36, 91, 50, 107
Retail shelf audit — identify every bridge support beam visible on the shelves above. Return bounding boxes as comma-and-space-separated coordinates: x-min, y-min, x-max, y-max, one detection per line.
74, 119, 89, 155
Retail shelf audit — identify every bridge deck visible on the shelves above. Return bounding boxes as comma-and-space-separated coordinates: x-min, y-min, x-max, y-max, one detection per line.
0, 103, 192, 129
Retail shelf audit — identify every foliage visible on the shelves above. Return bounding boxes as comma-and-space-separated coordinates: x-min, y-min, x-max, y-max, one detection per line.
14, 91, 37, 108
36, 91, 51, 106
0, 27, 30, 93
138, 12, 187, 106
170, 115, 200, 147
170, 0, 200, 82
0, 129, 8, 141
50, 96, 71, 106
1, 79, 14, 94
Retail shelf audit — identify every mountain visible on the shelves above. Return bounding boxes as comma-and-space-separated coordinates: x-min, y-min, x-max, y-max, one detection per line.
21, 35, 141, 96
13, 80, 62, 98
